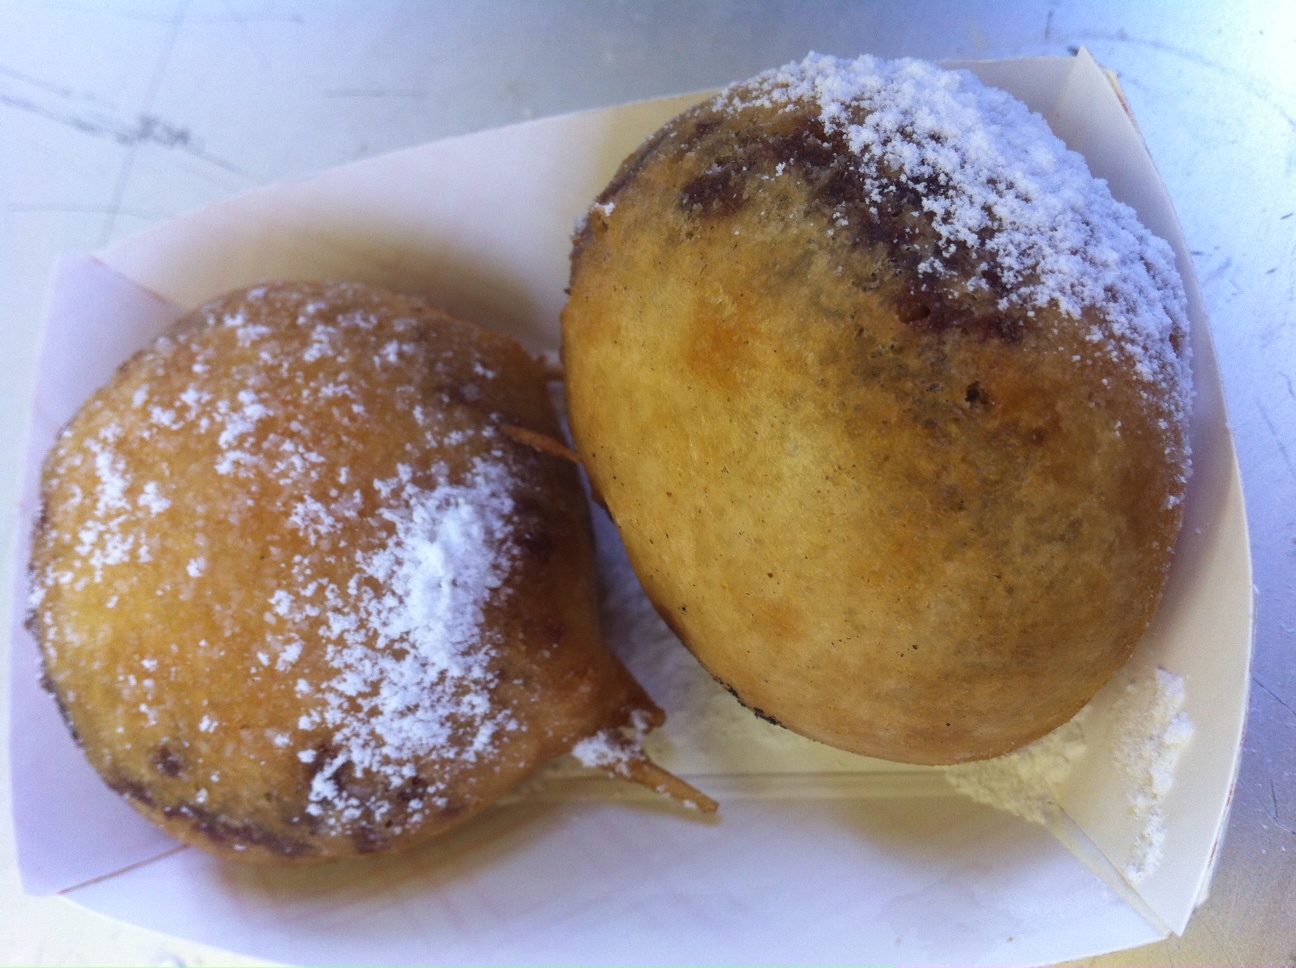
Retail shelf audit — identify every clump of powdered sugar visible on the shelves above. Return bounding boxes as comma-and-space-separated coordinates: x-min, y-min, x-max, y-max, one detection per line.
571, 708, 655, 774
721, 54, 1191, 422
570, 730, 630, 771
294, 456, 521, 828
1109, 667, 1194, 882
942, 665, 1192, 883
943, 715, 1090, 825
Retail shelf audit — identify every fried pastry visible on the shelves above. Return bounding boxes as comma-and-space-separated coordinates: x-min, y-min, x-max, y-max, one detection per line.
562, 55, 1192, 764
30, 281, 713, 864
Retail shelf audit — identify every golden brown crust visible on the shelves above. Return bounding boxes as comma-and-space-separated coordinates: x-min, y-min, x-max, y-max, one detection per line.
30, 281, 682, 863
563, 61, 1190, 764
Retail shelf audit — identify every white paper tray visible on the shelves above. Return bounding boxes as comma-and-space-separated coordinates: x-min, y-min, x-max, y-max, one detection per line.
7, 50, 1252, 967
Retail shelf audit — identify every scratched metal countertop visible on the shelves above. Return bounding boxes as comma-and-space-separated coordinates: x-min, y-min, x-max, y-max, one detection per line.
1, 3, 1292, 965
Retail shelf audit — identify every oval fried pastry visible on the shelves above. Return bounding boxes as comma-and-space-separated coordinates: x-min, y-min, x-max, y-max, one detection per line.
30, 281, 712, 864
562, 55, 1192, 764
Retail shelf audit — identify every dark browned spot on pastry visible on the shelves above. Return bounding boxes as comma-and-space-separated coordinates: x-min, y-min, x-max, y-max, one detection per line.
351, 823, 389, 855
650, 99, 1033, 346
681, 164, 746, 217
38, 673, 81, 746
718, 681, 785, 728
512, 498, 556, 564
674, 115, 838, 222
165, 801, 313, 858
542, 618, 566, 646
108, 772, 158, 809
397, 775, 429, 804
676, 116, 721, 153
970, 313, 1023, 344
518, 525, 555, 562
895, 283, 1025, 344
895, 288, 933, 324
749, 705, 784, 727
151, 744, 184, 778
766, 124, 841, 172
598, 122, 677, 208
302, 741, 339, 780
439, 800, 465, 819
572, 122, 681, 270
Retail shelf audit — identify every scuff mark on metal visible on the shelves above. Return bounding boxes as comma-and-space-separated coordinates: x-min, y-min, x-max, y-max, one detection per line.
1253, 676, 1296, 720
0, 87, 241, 174
1256, 402, 1296, 481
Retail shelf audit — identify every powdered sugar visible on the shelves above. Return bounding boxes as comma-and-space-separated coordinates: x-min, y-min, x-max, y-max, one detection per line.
571, 729, 634, 772
722, 54, 1191, 422
1109, 667, 1194, 882
942, 665, 1193, 883
571, 708, 655, 774
943, 716, 1090, 826
294, 456, 522, 826
68, 429, 148, 583
213, 390, 271, 476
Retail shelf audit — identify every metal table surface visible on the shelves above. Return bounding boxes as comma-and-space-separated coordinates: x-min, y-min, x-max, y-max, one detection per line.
0, 3, 1291, 965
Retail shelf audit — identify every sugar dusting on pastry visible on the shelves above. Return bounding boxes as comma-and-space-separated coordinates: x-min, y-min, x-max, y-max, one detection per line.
721, 54, 1191, 423
31, 281, 705, 862
32, 289, 527, 835
568, 53, 1193, 765
295, 457, 523, 830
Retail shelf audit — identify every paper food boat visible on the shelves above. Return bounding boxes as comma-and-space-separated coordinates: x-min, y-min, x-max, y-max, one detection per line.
7, 50, 1251, 967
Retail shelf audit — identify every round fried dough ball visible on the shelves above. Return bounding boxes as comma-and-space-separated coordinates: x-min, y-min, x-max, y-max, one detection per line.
30, 281, 707, 864
562, 55, 1192, 764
